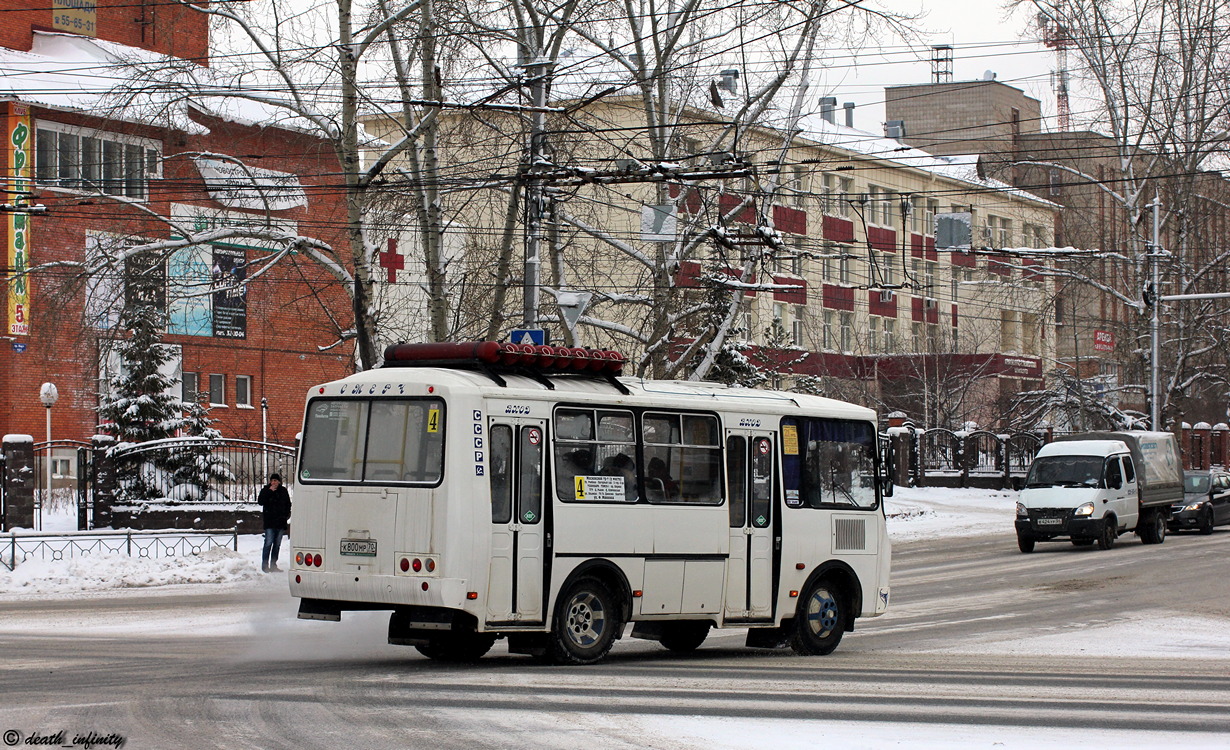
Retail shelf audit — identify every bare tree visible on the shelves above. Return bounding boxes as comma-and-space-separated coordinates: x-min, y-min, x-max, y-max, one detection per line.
1005, 0, 1230, 425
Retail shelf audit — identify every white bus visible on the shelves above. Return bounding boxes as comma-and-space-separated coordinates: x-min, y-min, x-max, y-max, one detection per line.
290, 342, 892, 664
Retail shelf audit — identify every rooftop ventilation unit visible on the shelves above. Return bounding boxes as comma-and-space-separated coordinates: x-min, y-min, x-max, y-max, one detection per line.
819, 97, 837, 123
843, 102, 855, 128
885, 120, 906, 140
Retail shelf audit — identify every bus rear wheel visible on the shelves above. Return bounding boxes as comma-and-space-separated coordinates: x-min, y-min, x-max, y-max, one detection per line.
414, 633, 496, 663
548, 577, 621, 665
788, 579, 846, 656
659, 622, 710, 653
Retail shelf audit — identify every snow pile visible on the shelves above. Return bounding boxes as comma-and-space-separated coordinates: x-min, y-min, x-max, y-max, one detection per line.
0, 545, 262, 594
886, 485, 1016, 541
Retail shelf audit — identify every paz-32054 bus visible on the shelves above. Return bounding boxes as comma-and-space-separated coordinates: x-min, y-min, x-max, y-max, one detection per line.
290, 342, 891, 664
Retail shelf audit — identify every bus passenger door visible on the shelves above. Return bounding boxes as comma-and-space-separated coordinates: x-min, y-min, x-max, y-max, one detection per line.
486, 419, 548, 624
724, 433, 776, 621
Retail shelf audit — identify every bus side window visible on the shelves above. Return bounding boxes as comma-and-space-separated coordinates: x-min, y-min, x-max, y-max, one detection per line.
643, 412, 721, 505
727, 436, 747, 527
750, 437, 773, 526
490, 425, 513, 523
518, 426, 543, 524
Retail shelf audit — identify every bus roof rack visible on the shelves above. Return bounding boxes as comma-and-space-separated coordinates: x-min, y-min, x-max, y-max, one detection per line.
380, 341, 630, 394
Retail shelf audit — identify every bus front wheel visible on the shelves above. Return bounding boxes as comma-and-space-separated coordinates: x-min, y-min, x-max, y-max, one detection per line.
788, 579, 846, 656
548, 577, 622, 665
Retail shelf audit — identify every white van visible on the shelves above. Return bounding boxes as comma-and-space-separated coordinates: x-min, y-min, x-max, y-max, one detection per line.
1015, 432, 1183, 552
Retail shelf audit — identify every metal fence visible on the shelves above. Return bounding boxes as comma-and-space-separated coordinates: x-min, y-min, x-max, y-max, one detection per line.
2, 528, 239, 571
107, 438, 297, 504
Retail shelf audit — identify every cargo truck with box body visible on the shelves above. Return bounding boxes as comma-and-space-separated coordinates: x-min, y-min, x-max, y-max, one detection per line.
1014, 432, 1184, 552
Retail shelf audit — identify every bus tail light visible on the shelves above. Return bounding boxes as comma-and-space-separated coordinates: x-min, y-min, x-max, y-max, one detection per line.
400, 558, 410, 572
412, 558, 422, 572
425, 558, 436, 573
789, 590, 799, 598
312, 554, 322, 567
467, 592, 478, 600
296, 552, 304, 565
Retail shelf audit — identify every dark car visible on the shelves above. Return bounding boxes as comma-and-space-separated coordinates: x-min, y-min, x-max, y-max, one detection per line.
1169, 471, 1230, 534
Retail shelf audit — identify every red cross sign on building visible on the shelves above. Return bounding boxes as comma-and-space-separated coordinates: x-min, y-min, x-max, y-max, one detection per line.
379, 238, 404, 283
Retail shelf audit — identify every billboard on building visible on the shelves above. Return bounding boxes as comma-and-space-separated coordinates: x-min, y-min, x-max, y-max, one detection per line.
211, 246, 247, 339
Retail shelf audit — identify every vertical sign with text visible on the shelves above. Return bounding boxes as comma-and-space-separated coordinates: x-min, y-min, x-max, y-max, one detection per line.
7, 104, 31, 337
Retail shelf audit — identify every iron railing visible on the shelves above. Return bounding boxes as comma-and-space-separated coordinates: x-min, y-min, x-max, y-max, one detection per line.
2, 528, 239, 571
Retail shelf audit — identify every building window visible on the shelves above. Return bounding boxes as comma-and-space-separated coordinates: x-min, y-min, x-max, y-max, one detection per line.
791, 237, 806, 275
883, 319, 896, 352
839, 312, 854, 352
51, 458, 73, 477
209, 374, 226, 406
838, 249, 853, 285
792, 306, 806, 346
35, 123, 159, 200
182, 372, 199, 404
236, 375, 252, 407
792, 166, 810, 208
823, 310, 835, 350
839, 177, 853, 217
880, 251, 896, 286
868, 316, 880, 353
912, 321, 923, 352
738, 311, 753, 340
821, 173, 835, 215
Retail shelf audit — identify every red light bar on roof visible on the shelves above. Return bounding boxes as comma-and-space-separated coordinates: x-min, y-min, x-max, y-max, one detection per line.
382, 341, 625, 376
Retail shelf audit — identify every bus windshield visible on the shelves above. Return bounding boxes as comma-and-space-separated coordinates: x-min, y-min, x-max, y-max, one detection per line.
299, 398, 445, 484
781, 418, 879, 510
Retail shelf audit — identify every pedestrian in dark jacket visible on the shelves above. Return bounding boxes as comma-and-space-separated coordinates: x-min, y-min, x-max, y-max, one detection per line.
258, 473, 291, 572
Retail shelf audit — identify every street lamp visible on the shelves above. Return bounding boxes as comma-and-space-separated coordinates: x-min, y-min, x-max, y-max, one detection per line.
39, 382, 58, 532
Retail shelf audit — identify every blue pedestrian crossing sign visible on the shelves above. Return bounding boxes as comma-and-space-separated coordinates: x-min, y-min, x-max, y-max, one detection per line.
510, 328, 547, 346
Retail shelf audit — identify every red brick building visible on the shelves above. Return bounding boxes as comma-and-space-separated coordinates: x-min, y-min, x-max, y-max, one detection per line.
1, 1, 354, 448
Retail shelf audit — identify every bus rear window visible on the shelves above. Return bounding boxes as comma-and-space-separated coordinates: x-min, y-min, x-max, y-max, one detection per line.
299, 398, 444, 484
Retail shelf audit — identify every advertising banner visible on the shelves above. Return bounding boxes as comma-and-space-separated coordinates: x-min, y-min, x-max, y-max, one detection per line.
52, 0, 98, 37
7, 105, 32, 337
168, 244, 213, 336
211, 246, 247, 338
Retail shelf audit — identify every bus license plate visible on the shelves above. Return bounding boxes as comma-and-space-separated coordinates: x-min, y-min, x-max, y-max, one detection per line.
1037, 518, 1062, 526
340, 539, 377, 556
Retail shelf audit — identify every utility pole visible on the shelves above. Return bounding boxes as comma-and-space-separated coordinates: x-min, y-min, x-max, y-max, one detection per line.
522, 57, 552, 329
1147, 195, 1162, 430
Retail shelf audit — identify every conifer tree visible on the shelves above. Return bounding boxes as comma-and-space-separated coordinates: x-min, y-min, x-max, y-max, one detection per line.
96, 298, 185, 502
